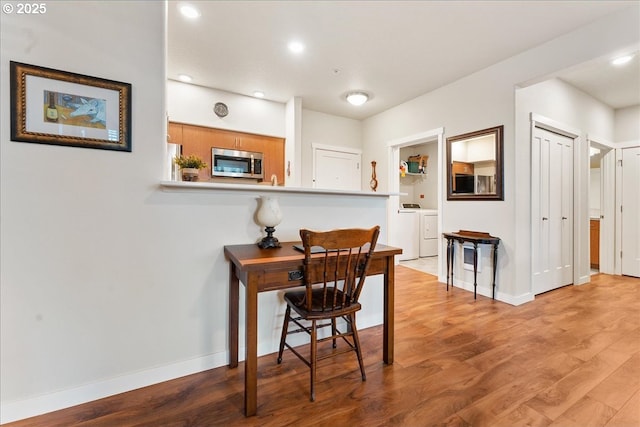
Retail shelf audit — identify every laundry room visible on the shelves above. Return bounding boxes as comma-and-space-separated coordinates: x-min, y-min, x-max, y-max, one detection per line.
397, 142, 439, 274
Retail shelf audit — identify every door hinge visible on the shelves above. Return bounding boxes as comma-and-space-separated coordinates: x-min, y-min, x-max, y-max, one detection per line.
618, 159, 623, 167
620, 250, 623, 258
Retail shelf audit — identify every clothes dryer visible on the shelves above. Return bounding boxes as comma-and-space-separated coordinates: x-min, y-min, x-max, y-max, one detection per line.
420, 209, 438, 257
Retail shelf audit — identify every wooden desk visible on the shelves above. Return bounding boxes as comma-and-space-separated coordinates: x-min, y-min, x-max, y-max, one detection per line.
224, 241, 402, 416
443, 230, 500, 299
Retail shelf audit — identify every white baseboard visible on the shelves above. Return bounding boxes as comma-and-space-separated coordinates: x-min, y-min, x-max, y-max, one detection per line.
577, 274, 590, 285
0, 351, 229, 424
499, 291, 535, 306
1, 315, 386, 424
446, 279, 534, 306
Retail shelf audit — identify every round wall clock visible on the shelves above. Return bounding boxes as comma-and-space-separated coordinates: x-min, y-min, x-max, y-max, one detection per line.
214, 102, 228, 118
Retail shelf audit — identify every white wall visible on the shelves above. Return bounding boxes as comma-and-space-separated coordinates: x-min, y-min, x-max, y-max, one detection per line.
1, 1, 164, 417
301, 109, 363, 187
285, 97, 303, 187
614, 105, 640, 143
363, 67, 518, 300
0, 2, 387, 423
516, 79, 616, 287
167, 80, 286, 137
363, 5, 639, 304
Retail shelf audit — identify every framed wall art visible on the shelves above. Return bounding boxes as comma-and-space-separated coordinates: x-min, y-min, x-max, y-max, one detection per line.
10, 61, 132, 152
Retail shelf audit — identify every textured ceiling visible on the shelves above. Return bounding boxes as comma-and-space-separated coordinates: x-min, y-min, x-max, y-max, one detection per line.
168, 1, 639, 120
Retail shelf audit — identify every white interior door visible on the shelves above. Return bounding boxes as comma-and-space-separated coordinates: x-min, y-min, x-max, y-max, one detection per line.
532, 127, 574, 294
532, 128, 550, 290
313, 147, 361, 191
621, 147, 640, 277
559, 138, 574, 286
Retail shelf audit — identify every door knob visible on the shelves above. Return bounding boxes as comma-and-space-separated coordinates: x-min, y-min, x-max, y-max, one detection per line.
562, 217, 567, 220
542, 217, 548, 221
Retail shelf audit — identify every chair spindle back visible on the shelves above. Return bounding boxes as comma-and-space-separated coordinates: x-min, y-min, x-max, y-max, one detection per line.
299, 226, 380, 313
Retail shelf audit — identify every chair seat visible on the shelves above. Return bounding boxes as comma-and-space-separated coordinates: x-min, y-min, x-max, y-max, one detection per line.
284, 288, 361, 320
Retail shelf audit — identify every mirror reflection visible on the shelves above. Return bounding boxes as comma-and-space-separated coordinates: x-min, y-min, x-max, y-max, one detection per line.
446, 125, 503, 200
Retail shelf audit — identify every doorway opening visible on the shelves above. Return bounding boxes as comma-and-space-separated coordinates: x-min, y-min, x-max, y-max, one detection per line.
387, 128, 444, 279
588, 138, 616, 276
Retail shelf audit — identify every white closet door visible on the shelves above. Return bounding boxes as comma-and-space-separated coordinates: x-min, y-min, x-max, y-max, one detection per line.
532, 129, 551, 291
621, 147, 640, 277
559, 139, 574, 286
313, 148, 361, 191
532, 127, 574, 294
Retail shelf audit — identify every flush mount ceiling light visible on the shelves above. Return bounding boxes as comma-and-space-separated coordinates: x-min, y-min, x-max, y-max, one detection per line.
346, 92, 369, 106
178, 74, 192, 83
611, 54, 633, 66
180, 4, 201, 19
288, 41, 305, 54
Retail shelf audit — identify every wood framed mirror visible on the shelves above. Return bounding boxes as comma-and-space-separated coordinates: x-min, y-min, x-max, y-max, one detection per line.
446, 125, 504, 201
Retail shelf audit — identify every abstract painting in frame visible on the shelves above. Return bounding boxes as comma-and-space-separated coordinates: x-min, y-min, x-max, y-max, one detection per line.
10, 61, 132, 152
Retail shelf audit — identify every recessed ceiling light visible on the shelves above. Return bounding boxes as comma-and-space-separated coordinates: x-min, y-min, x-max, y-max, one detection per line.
178, 74, 192, 83
180, 4, 201, 19
611, 55, 633, 66
288, 41, 305, 54
346, 92, 369, 106
253, 91, 265, 98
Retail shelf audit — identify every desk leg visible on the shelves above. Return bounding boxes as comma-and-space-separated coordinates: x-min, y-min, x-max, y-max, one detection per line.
473, 243, 478, 299
228, 263, 239, 368
383, 255, 395, 365
244, 277, 259, 416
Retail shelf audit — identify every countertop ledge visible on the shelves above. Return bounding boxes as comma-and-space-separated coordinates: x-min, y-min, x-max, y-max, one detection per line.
160, 181, 398, 197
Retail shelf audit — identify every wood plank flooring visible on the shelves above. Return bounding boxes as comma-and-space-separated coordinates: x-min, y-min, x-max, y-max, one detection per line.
5, 268, 639, 427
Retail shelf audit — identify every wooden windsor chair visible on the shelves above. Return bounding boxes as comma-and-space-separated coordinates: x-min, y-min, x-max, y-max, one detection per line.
277, 226, 380, 401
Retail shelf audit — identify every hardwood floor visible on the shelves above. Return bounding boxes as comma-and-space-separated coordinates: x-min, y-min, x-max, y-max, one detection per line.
6, 268, 639, 427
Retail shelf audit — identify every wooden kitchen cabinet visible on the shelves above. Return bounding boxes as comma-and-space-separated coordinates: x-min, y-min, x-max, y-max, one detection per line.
451, 161, 474, 192
172, 122, 285, 183
262, 138, 285, 185
590, 219, 600, 268
452, 161, 474, 175
167, 122, 183, 145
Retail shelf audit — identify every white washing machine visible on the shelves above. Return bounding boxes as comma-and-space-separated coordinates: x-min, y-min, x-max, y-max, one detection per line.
397, 204, 420, 261
419, 209, 438, 257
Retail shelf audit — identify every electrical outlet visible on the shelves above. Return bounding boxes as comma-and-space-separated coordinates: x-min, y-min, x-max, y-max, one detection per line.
420, 194, 424, 198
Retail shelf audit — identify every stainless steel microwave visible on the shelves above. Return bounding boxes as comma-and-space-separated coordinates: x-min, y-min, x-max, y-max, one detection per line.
211, 148, 264, 179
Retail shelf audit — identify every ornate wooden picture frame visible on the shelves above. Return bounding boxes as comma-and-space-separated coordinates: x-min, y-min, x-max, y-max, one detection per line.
10, 61, 132, 152
446, 125, 504, 201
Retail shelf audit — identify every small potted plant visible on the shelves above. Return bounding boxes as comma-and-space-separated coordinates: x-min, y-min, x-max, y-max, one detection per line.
174, 154, 207, 181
